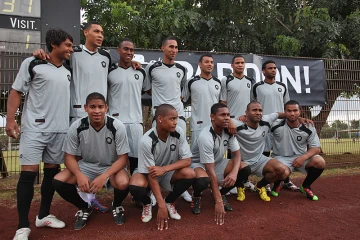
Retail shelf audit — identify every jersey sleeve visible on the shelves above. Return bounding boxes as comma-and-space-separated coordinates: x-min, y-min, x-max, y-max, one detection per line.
182, 79, 191, 102
219, 77, 228, 102
199, 134, 215, 164
228, 136, 240, 152
137, 137, 155, 174
62, 122, 80, 155
115, 122, 130, 155
143, 63, 152, 92
11, 57, 34, 93
307, 125, 321, 149
178, 128, 192, 160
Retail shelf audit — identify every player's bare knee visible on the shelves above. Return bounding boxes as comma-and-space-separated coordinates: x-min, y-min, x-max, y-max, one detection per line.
312, 157, 326, 169
180, 167, 196, 179
275, 163, 287, 178
21, 164, 39, 172
129, 173, 148, 187
114, 177, 129, 190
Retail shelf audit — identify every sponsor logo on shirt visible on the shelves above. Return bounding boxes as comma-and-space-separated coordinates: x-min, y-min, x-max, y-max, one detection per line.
170, 144, 176, 151
278, 88, 282, 92
215, 85, 219, 90
106, 137, 112, 144
297, 136, 302, 141
176, 72, 181, 78
101, 61, 106, 68
223, 140, 228, 146
134, 74, 139, 80
67, 74, 71, 81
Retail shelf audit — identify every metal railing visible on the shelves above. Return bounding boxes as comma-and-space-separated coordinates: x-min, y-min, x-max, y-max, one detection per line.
0, 41, 359, 189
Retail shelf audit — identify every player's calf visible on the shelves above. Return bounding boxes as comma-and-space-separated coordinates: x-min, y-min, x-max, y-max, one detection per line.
191, 177, 210, 214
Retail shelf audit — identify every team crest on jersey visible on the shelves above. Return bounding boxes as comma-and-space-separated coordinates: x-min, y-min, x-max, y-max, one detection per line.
262, 131, 265, 137
20, 154, 23, 158
297, 136, 302, 141
134, 74, 139, 80
247, 83, 250, 88
67, 74, 71, 81
101, 61, 106, 68
215, 85, 219, 90
278, 88, 282, 92
106, 137, 112, 144
176, 72, 181, 78
223, 140, 228, 146
170, 144, 176, 151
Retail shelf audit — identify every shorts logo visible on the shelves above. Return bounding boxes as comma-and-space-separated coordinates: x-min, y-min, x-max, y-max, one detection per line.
215, 85, 219, 90
176, 72, 181, 78
67, 74, 71, 81
170, 144, 176, 151
247, 83, 250, 88
101, 61, 106, 68
278, 88, 282, 92
134, 74, 139, 80
297, 136, 302, 141
262, 131, 265, 137
223, 140, 228, 146
106, 137, 112, 144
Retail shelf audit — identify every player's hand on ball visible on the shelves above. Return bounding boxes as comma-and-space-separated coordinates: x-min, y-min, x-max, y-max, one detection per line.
215, 202, 225, 225
5, 119, 20, 139
90, 175, 107, 193
77, 173, 91, 193
157, 207, 169, 231
148, 166, 166, 178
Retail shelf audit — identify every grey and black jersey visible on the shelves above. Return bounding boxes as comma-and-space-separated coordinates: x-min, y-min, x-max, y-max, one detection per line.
137, 126, 192, 174
107, 64, 146, 123
220, 74, 255, 118
63, 115, 130, 167
192, 125, 239, 165
182, 75, 221, 131
12, 57, 71, 132
271, 120, 321, 157
69, 45, 111, 119
252, 81, 290, 115
234, 113, 278, 163
144, 61, 187, 116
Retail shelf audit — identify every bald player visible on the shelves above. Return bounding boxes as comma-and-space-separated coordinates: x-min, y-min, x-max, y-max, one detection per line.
270, 100, 325, 200
252, 60, 297, 191
143, 36, 191, 202
129, 104, 195, 230
233, 101, 290, 202
191, 103, 249, 225
6, 29, 73, 240
52, 92, 130, 230
107, 38, 146, 175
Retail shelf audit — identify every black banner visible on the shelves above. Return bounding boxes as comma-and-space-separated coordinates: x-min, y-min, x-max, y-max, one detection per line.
109, 49, 326, 106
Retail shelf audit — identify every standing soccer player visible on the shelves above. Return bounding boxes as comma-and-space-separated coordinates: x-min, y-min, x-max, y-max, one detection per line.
143, 36, 191, 202
53, 93, 130, 229
129, 104, 195, 230
252, 60, 297, 191
270, 100, 325, 200
6, 29, 74, 240
191, 103, 249, 224
107, 38, 146, 175
182, 54, 222, 148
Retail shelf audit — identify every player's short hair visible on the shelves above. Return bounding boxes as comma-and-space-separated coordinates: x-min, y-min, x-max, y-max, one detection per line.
285, 100, 300, 109
162, 36, 177, 46
246, 100, 261, 111
262, 60, 276, 70
82, 21, 101, 31
155, 104, 176, 119
232, 55, 245, 64
86, 92, 106, 105
211, 103, 228, 115
45, 28, 73, 52
118, 38, 134, 48
199, 54, 213, 63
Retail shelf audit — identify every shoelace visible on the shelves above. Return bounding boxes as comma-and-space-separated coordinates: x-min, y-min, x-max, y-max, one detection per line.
192, 198, 201, 208
143, 205, 151, 216
113, 206, 124, 216
168, 203, 177, 214
304, 188, 314, 197
75, 210, 90, 220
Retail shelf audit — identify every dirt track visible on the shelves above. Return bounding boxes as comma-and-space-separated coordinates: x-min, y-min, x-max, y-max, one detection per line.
1, 174, 360, 240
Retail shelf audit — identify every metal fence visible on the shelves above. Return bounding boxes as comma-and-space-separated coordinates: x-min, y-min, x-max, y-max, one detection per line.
0, 41, 360, 189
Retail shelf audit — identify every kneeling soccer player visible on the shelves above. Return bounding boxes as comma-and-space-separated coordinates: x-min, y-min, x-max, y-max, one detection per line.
191, 103, 249, 225
270, 100, 325, 200
53, 92, 130, 230
129, 104, 195, 231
